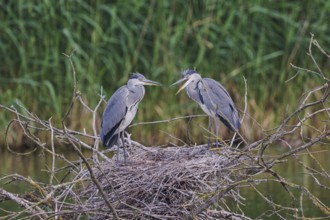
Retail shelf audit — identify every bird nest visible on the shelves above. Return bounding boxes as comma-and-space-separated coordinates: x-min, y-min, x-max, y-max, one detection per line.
73, 142, 251, 220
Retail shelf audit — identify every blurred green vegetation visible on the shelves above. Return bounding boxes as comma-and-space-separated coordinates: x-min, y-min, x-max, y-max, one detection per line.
0, 0, 329, 146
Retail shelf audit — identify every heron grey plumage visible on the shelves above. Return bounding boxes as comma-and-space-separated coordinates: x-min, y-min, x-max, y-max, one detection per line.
172, 69, 240, 147
100, 73, 161, 163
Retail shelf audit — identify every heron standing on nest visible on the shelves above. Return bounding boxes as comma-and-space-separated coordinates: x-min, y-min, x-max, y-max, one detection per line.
171, 69, 240, 147
100, 73, 161, 163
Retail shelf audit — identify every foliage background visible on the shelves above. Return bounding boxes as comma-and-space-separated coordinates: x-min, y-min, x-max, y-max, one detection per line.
1, 0, 329, 146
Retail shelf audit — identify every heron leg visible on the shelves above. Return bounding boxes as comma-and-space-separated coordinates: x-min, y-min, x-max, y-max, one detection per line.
207, 117, 212, 149
214, 118, 219, 148
121, 131, 128, 164
116, 135, 120, 165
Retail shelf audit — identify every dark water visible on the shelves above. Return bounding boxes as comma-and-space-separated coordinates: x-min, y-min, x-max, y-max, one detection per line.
1, 144, 329, 219
237, 144, 330, 219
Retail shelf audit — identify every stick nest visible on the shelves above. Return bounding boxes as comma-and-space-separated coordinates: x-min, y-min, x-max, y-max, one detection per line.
77, 143, 250, 219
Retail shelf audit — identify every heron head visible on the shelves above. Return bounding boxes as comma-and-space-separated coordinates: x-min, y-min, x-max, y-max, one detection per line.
171, 69, 201, 95
129, 73, 161, 86
181, 69, 198, 77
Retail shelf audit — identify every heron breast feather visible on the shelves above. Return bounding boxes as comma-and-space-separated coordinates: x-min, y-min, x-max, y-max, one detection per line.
121, 103, 139, 129
199, 103, 214, 117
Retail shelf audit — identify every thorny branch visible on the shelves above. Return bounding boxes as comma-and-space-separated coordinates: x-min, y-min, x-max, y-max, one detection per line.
0, 35, 329, 219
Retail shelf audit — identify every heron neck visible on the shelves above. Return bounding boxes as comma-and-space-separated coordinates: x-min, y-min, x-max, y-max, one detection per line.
127, 83, 145, 94
188, 79, 200, 89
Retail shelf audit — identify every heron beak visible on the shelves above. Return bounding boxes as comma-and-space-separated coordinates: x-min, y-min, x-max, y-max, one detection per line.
174, 77, 193, 95
170, 77, 187, 87
141, 79, 162, 86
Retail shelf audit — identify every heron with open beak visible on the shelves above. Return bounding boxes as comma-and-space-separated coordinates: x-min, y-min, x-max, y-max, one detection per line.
172, 69, 240, 147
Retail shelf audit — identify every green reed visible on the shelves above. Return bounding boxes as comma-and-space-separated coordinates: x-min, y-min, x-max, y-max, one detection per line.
1, 0, 329, 146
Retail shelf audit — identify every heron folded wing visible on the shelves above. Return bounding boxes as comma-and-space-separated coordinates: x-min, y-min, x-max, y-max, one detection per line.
203, 78, 241, 130
203, 78, 233, 103
103, 120, 122, 148
101, 86, 129, 147
218, 114, 236, 131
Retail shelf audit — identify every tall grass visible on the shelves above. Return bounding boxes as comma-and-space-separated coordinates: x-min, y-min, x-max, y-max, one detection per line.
1, 0, 329, 146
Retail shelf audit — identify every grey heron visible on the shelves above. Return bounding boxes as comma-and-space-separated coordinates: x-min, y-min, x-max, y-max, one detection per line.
100, 73, 161, 163
172, 69, 240, 147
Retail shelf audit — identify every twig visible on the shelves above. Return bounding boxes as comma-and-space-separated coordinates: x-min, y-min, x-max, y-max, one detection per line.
62, 49, 78, 131
49, 117, 55, 185
67, 138, 119, 219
